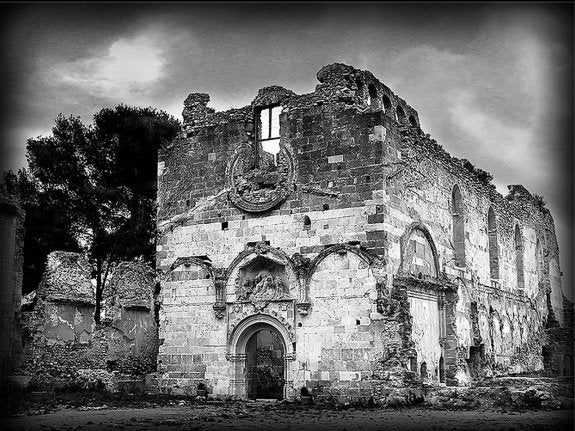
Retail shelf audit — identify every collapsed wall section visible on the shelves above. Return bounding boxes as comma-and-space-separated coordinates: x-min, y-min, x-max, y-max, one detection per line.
16, 252, 158, 391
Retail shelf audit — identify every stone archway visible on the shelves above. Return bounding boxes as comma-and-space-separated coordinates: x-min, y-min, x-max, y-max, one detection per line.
228, 314, 295, 399
246, 327, 285, 399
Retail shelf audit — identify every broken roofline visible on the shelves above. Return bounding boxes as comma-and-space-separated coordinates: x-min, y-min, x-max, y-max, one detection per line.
174, 62, 551, 222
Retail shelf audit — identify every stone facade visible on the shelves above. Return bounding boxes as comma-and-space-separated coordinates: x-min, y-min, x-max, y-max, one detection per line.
155, 63, 572, 401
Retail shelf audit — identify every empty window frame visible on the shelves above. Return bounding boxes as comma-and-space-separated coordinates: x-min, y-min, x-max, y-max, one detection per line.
515, 224, 525, 289
536, 238, 544, 282
487, 207, 499, 279
452, 185, 466, 267
368, 84, 379, 109
382, 94, 392, 113
258, 105, 282, 160
396, 105, 406, 123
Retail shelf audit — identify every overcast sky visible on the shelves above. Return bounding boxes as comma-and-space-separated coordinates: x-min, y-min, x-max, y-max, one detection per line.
1, 3, 573, 299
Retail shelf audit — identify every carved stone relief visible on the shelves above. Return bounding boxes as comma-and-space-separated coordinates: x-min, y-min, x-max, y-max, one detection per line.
236, 256, 290, 311
228, 143, 295, 213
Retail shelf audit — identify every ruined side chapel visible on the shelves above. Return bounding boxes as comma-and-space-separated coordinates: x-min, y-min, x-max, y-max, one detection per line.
155, 63, 572, 400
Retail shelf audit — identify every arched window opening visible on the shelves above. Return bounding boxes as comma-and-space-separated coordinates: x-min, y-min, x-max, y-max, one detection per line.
542, 346, 551, 371
396, 105, 406, 123
355, 78, 364, 100
452, 185, 466, 267
368, 84, 379, 109
408, 115, 417, 127
409, 355, 417, 372
403, 228, 437, 278
439, 357, 445, 383
548, 258, 563, 325
303, 215, 311, 231
257, 105, 282, 166
536, 239, 544, 282
487, 207, 499, 279
382, 94, 391, 113
515, 224, 524, 290
420, 362, 428, 379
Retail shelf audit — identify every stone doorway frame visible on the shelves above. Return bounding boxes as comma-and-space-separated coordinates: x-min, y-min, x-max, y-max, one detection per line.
227, 314, 295, 399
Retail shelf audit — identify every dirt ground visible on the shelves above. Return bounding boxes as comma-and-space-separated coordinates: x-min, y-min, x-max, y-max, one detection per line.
4, 402, 574, 431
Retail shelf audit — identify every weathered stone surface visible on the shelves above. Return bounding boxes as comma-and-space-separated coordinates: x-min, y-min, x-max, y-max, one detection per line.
104, 261, 156, 311
155, 63, 572, 400
17, 258, 159, 391
37, 251, 95, 305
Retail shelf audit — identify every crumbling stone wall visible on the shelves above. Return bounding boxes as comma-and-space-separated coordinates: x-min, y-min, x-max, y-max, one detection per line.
0, 195, 24, 381
17, 252, 158, 390
102, 261, 159, 375
156, 63, 570, 400
383, 129, 561, 383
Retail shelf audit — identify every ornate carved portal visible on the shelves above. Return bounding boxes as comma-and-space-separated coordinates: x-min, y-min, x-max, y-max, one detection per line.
227, 314, 295, 399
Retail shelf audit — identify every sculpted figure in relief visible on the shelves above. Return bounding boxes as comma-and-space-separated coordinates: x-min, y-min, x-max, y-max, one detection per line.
237, 271, 289, 309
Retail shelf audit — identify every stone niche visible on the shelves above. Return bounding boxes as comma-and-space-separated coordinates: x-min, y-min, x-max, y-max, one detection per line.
235, 256, 290, 311
227, 251, 297, 348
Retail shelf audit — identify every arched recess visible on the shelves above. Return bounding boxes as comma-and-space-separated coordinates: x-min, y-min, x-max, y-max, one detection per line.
165, 256, 214, 279
303, 244, 381, 385
368, 84, 379, 109
455, 278, 472, 350
399, 222, 440, 278
302, 215, 311, 230
549, 258, 564, 326
535, 238, 544, 284
227, 313, 295, 399
408, 115, 418, 127
489, 307, 503, 357
514, 224, 524, 290
382, 94, 392, 113
161, 256, 216, 300
306, 243, 382, 312
500, 314, 512, 356
452, 185, 466, 267
355, 78, 364, 99
396, 105, 406, 123
308, 243, 381, 279
225, 244, 302, 303
487, 207, 499, 279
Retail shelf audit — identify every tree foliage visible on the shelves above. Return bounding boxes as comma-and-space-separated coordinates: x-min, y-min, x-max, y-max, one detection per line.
1, 169, 80, 294
461, 158, 494, 187
5, 105, 180, 321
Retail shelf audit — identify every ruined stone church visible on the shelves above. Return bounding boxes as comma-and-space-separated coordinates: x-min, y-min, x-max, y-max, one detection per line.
154, 63, 571, 400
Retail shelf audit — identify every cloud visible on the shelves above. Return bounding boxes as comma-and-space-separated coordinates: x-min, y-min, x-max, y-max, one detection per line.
52, 31, 167, 99
446, 88, 532, 161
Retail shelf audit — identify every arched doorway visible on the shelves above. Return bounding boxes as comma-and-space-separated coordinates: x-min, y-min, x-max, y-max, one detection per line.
246, 327, 285, 399
228, 314, 294, 399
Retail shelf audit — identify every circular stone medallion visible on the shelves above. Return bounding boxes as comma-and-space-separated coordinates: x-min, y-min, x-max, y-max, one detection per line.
228, 144, 294, 213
